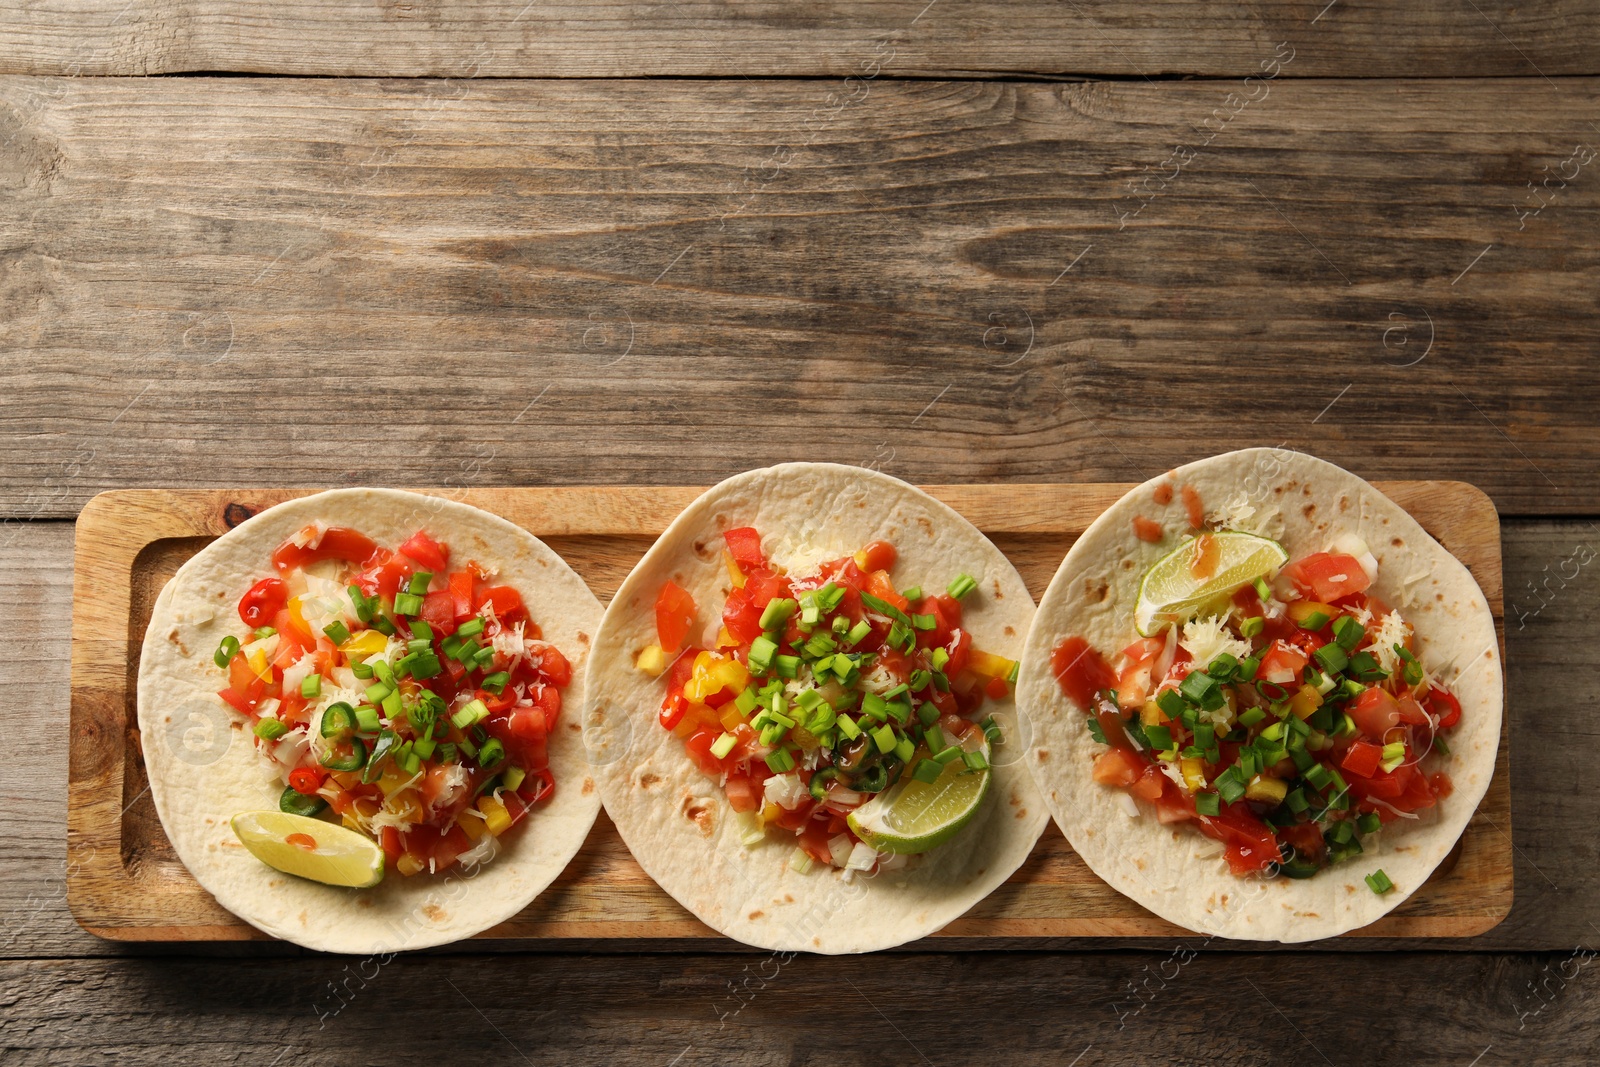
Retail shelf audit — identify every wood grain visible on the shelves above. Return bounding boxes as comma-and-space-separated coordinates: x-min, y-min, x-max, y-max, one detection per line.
0, 1, 1596, 78
1, 77, 1596, 517
68, 482, 1510, 944
4, 950, 1596, 1066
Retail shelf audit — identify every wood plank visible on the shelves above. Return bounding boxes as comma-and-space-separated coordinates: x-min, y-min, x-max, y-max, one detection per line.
65, 483, 1510, 943
5, 517, 1594, 957
3, 951, 1596, 1064
0, 1, 1596, 78
1, 77, 1596, 516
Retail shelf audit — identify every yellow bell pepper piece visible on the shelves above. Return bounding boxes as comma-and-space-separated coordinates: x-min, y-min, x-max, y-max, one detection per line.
719, 705, 745, 732
395, 853, 425, 876
1245, 775, 1288, 805
759, 802, 780, 826
246, 646, 272, 683
477, 795, 512, 836
634, 643, 667, 677
1140, 701, 1166, 727
340, 629, 390, 661
968, 649, 1016, 680
1180, 758, 1207, 792
385, 790, 422, 825
724, 550, 746, 589
716, 626, 740, 649
285, 596, 312, 639
457, 813, 489, 841
684, 653, 749, 702
1290, 683, 1324, 720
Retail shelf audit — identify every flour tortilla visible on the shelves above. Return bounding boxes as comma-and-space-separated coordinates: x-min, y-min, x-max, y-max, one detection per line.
1015, 448, 1503, 942
583, 463, 1047, 953
137, 488, 602, 953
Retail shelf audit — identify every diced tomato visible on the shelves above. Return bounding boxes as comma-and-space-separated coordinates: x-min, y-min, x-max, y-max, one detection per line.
1430, 772, 1454, 799
724, 775, 762, 813
418, 590, 458, 636
1283, 552, 1371, 602
1426, 687, 1462, 729
1129, 764, 1166, 801
519, 768, 556, 805
1051, 636, 1118, 708
478, 585, 528, 625
354, 551, 415, 601
447, 570, 475, 620
379, 826, 403, 862
1340, 740, 1383, 778
237, 577, 288, 628
218, 684, 260, 715
654, 581, 697, 654
984, 675, 1010, 700
1198, 804, 1281, 875
507, 703, 548, 743
941, 628, 972, 680
720, 585, 765, 645
1345, 763, 1411, 803
798, 822, 836, 866
722, 527, 769, 572
1396, 695, 1431, 726
289, 767, 324, 795
535, 644, 572, 687
1092, 747, 1144, 787
529, 683, 561, 736
857, 540, 898, 573
1257, 642, 1309, 685
398, 531, 449, 572
1349, 688, 1403, 740
271, 526, 379, 573
865, 569, 908, 612
683, 725, 726, 774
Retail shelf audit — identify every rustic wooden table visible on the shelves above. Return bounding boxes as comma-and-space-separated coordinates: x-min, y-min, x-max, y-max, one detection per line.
3, 2, 1598, 1063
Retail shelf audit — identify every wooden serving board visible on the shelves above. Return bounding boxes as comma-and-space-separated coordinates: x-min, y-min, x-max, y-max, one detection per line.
67, 483, 1511, 943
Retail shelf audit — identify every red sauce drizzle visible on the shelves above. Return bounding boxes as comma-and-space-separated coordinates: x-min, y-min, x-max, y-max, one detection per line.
1132, 516, 1164, 543
1153, 483, 1174, 506
1181, 484, 1205, 528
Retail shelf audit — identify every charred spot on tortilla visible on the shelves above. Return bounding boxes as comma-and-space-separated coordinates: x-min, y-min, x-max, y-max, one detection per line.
692, 538, 713, 559
639, 773, 660, 789
423, 905, 447, 922
1004, 625, 1015, 636
1036, 749, 1049, 762
578, 631, 590, 645
582, 779, 595, 795
749, 910, 764, 920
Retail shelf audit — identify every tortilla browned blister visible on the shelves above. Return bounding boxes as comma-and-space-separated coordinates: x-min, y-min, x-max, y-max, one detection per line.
137, 488, 602, 953
583, 463, 1048, 953
1015, 448, 1503, 941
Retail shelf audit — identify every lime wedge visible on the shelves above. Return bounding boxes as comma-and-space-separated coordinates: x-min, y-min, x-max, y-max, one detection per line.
1133, 530, 1289, 637
847, 738, 990, 854
231, 810, 385, 888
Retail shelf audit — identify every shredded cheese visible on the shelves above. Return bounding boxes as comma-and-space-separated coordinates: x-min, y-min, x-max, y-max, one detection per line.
1369, 611, 1413, 677
1180, 616, 1253, 672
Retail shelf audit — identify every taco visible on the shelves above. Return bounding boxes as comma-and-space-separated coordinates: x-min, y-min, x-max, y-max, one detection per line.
583, 464, 1047, 953
1015, 448, 1502, 941
137, 488, 602, 952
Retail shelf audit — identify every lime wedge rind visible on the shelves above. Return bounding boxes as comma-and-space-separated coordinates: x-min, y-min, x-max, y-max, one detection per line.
847, 738, 991, 855
231, 810, 385, 889
1133, 530, 1289, 637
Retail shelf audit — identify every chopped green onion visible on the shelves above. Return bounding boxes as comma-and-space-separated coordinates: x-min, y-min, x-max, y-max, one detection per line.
803, 632, 836, 658
1195, 792, 1221, 816
710, 732, 737, 759
1215, 766, 1248, 804
747, 635, 777, 674
1240, 616, 1265, 639
300, 674, 322, 699
764, 747, 796, 773
1380, 742, 1406, 772
982, 716, 1003, 746
348, 585, 377, 623
910, 613, 937, 631
845, 620, 873, 646
947, 573, 978, 600
774, 654, 800, 679
861, 592, 912, 625
354, 705, 382, 732
451, 698, 489, 731
214, 635, 240, 668
836, 716, 861, 741
1402, 659, 1424, 687
1155, 688, 1187, 719
962, 749, 990, 772
323, 621, 351, 645
870, 723, 898, 755
393, 592, 423, 617
894, 736, 915, 763
364, 681, 392, 704
407, 571, 433, 596
1332, 615, 1364, 651
480, 671, 510, 695
734, 687, 759, 715
1348, 650, 1389, 681
1208, 653, 1240, 680
1304, 762, 1333, 790
1433, 734, 1451, 756
1179, 670, 1223, 711
1365, 869, 1394, 894
371, 615, 396, 637
452, 617, 482, 639
1253, 576, 1273, 601
253, 717, 288, 740
1284, 788, 1309, 814
1312, 643, 1348, 674
759, 598, 797, 631
253, 625, 277, 639
477, 737, 506, 768
911, 758, 943, 784
1144, 724, 1174, 752
1237, 707, 1267, 728
832, 615, 850, 634
1357, 812, 1382, 835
